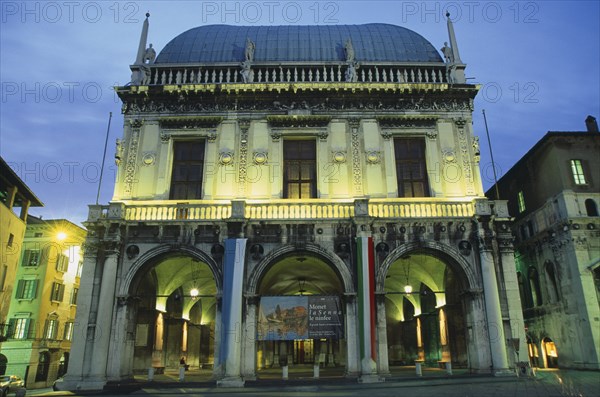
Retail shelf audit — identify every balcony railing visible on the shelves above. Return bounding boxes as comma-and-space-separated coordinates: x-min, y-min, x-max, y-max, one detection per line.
136, 63, 449, 86
369, 199, 475, 218
89, 198, 480, 223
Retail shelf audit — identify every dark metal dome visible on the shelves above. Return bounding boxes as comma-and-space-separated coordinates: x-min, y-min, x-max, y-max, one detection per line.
155, 24, 443, 64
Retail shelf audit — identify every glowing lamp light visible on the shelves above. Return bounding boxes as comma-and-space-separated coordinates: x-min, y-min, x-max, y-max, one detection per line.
57, 232, 67, 241
404, 284, 413, 294
190, 288, 199, 300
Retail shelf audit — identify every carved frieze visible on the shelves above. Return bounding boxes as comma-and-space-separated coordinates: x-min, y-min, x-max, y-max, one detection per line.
122, 97, 474, 115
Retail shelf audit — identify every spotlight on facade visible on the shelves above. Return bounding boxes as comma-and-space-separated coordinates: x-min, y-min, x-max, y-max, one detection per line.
57, 232, 67, 241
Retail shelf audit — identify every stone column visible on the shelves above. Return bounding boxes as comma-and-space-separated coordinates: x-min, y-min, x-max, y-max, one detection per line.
496, 232, 528, 365
151, 312, 165, 369
212, 297, 222, 374
375, 293, 390, 376
106, 297, 133, 380
241, 295, 258, 380
439, 308, 451, 362
416, 318, 425, 361
89, 248, 120, 385
344, 293, 360, 376
478, 228, 510, 373
59, 242, 99, 390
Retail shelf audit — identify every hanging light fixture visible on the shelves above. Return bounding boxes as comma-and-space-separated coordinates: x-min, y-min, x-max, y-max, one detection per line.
403, 257, 412, 294
298, 278, 307, 296
190, 287, 199, 300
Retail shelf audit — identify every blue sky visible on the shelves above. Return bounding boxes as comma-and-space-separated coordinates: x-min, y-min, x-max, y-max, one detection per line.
1, 1, 599, 224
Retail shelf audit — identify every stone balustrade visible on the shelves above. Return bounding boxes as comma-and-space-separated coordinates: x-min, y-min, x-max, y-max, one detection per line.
141, 63, 449, 86
89, 198, 480, 223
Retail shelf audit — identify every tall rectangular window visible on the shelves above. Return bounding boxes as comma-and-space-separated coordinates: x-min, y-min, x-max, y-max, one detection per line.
22, 249, 40, 267
56, 254, 68, 272
44, 319, 58, 340
9, 318, 31, 339
570, 159, 587, 185
70, 287, 79, 305
0, 265, 7, 291
63, 322, 74, 341
15, 279, 38, 299
394, 138, 430, 197
283, 140, 317, 199
170, 140, 206, 200
50, 282, 65, 302
518, 191, 526, 213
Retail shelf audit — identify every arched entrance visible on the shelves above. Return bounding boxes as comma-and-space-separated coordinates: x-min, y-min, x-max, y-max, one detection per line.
379, 243, 474, 373
124, 247, 220, 375
249, 245, 353, 378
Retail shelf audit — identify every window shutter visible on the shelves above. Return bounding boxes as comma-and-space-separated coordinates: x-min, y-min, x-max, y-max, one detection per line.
43, 320, 49, 339
32, 280, 39, 299
59, 284, 65, 302
16, 279, 24, 299
7, 318, 15, 338
54, 321, 60, 339
25, 319, 33, 339
22, 250, 31, 266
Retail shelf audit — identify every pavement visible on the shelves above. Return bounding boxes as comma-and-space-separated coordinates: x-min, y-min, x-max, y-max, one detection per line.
14, 366, 600, 397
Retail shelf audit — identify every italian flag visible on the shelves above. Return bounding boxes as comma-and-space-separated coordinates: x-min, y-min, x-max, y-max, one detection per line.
357, 236, 376, 362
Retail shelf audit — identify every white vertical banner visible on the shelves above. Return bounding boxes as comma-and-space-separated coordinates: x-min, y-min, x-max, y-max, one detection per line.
221, 238, 247, 378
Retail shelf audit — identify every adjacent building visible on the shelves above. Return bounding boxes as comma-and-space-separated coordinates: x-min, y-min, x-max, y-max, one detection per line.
60, 15, 528, 390
0, 217, 86, 388
486, 117, 600, 370
0, 157, 43, 376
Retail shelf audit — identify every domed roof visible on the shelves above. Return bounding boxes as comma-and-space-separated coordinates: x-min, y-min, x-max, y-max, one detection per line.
155, 24, 443, 64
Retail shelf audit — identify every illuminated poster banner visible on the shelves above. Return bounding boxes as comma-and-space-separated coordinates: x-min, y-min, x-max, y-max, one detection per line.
257, 296, 344, 340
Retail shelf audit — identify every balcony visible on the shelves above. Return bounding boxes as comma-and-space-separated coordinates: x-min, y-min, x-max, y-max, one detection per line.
88, 198, 481, 224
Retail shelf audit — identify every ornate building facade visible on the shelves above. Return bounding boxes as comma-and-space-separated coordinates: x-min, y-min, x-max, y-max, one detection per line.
60, 16, 527, 390
487, 120, 600, 370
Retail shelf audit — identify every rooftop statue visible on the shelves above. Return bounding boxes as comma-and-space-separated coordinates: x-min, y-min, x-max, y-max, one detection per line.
441, 42, 453, 63
344, 38, 355, 62
143, 44, 156, 64
245, 38, 256, 62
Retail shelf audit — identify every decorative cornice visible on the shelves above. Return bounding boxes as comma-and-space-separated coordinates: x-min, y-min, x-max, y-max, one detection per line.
266, 115, 331, 128
376, 115, 438, 128
159, 116, 224, 129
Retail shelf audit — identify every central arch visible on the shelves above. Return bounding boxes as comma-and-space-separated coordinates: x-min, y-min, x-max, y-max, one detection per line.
246, 243, 354, 378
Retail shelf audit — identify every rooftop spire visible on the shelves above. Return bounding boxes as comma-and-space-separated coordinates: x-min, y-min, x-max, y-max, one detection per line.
446, 12, 462, 64
135, 12, 150, 65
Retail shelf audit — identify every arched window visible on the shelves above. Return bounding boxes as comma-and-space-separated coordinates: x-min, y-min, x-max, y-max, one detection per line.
35, 352, 50, 382
585, 199, 598, 217
545, 261, 560, 303
528, 267, 543, 306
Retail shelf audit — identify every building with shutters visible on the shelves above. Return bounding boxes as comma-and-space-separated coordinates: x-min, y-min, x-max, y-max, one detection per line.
0, 156, 43, 376
0, 217, 86, 388
59, 14, 528, 390
486, 118, 600, 369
